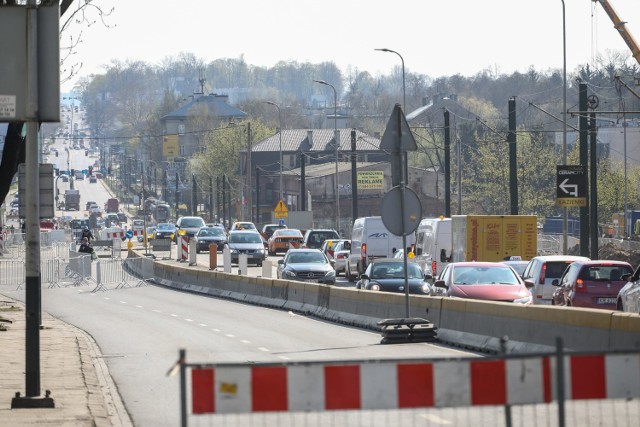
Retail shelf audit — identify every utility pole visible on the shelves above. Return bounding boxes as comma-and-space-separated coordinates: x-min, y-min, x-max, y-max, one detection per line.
444, 110, 451, 217
578, 81, 589, 257
508, 97, 518, 215
350, 129, 358, 223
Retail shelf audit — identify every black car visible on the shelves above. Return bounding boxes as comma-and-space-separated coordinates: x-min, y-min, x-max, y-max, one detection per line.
195, 226, 227, 253
357, 258, 432, 295
155, 223, 177, 240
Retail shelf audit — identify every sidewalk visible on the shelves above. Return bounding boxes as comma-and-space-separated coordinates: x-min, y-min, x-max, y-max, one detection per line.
0, 295, 132, 426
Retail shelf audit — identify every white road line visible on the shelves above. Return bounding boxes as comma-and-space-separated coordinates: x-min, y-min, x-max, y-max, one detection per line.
152, 309, 162, 313
225, 334, 235, 338
135, 305, 143, 308
240, 340, 251, 344
198, 323, 207, 327
212, 329, 220, 332
419, 414, 452, 425
170, 314, 177, 317
257, 347, 270, 352
119, 301, 127, 304
277, 356, 290, 361
185, 319, 193, 322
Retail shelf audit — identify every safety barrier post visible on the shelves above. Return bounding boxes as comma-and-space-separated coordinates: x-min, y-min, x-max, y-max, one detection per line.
176, 237, 183, 261
261, 260, 272, 278
188, 239, 197, 266
209, 244, 217, 270
238, 253, 248, 275
181, 236, 189, 262
222, 246, 231, 273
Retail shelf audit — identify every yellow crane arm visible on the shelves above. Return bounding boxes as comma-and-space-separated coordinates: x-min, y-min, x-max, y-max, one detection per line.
594, 0, 640, 66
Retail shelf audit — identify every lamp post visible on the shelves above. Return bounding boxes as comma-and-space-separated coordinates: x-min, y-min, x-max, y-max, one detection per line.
265, 102, 284, 203
313, 79, 340, 233
560, 0, 568, 254
374, 48, 405, 112
375, 48, 409, 185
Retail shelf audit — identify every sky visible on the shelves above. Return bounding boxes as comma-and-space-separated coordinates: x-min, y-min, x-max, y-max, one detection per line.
62, 0, 640, 92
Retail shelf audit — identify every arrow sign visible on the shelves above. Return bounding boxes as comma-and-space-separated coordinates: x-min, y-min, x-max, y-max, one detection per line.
559, 178, 578, 196
556, 165, 587, 207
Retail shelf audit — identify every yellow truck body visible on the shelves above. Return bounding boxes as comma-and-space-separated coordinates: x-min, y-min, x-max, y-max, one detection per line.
451, 215, 538, 262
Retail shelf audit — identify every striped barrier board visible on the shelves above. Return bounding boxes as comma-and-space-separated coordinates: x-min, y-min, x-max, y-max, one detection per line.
189, 352, 640, 414
181, 236, 188, 261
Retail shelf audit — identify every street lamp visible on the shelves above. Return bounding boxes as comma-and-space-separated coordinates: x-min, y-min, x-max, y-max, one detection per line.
265, 101, 284, 202
560, 0, 568, 254
375, 48, 405, 112
313, 79, 340, 233
375, 48, 409, 184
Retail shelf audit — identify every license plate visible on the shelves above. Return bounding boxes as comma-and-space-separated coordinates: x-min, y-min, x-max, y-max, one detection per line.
596, 297, 616, 304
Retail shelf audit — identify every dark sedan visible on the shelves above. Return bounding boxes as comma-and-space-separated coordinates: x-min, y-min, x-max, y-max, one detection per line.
277, 249, 336, 285
357, 258, 432, 295
155, 223, 177, 240
195, 226, 227, 253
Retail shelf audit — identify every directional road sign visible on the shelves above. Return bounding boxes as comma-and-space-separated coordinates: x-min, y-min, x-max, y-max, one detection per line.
556, 165, 587, 207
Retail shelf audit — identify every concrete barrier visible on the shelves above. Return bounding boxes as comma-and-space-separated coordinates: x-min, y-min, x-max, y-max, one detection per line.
126, 250, 640, 353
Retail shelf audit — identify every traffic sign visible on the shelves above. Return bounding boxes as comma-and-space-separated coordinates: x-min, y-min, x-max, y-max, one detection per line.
274, 199, 288, 219
125, 230, 134, 239
380, 186, 422, 236
556, 165, 587, 207
379, 104, 417, 151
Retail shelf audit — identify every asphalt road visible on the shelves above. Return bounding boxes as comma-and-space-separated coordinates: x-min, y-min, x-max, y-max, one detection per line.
2, 283, 478, 427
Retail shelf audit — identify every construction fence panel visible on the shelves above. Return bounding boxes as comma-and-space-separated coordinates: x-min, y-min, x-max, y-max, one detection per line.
179, 348, 640, 427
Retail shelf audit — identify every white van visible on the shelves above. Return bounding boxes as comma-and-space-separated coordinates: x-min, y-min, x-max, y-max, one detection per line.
346, 216, 415, 282
413, 217, 452, 279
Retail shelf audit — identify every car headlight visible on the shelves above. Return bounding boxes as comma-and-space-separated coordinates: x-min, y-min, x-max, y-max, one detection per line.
284, 270, 297, 279
421, 284, 432, 294
324, 269, 336, 278
369, 283, 381, 291
229, 247, 238, 254
178, 229, 186, 235
513, 294, 532, 304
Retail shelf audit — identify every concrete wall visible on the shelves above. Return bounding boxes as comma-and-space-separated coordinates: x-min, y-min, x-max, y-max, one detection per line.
127, 251, 640, 354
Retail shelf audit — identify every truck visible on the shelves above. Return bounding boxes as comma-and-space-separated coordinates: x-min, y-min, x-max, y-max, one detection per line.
451, 215, 538, 263
413, 217, 452, 278
346, 216, 416, 282
105, 198, 119, 213
64, 189, 80, 211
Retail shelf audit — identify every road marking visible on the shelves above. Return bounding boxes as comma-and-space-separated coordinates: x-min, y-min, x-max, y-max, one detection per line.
277, 356, 290, 361
103, 297, 110, 300
135, 305, 143, 308
419, 414, 452, 424
185, 318, 193, 322
170, 314, 177, 317
257, 347, 270, 352
225, 334, 235, 338
212, 328, 220, 332
152, 309, 162, 313
240, 340, 251, 344
198, 323, 207, 327
119, 301, 127, 304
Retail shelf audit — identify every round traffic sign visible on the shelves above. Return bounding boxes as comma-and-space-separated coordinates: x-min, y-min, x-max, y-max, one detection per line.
380, 185, 422, 236
125, 230, 134, 239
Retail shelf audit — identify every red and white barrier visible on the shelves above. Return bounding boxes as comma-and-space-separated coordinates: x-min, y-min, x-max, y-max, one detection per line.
180, 236, 188, 262
190, 353, 640, 414
102, 228, 125, 240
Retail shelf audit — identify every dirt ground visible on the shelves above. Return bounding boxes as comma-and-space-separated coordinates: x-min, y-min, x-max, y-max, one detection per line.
568, 242, 640, 267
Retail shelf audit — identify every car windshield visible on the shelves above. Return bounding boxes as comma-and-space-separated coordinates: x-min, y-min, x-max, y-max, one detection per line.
71, 219, 89, 229
234, 222, 255, 229
199, 228, 225, 237
181, 218, 205, 228
158, 223, 174, 230
230, 233, 262, 244
287, 252, 327, 264
370, 262, 423, 279
453, 266, 520, 285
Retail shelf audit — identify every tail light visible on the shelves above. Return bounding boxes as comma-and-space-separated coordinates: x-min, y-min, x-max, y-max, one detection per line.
336, 253, 345, 260
361, 243, 367, 261
539, 264, 546, 284
575, 278, 586, 292
431, 260, 437, 276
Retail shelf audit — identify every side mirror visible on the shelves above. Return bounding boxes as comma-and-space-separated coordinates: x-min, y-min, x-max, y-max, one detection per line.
524, 279, 534, 289
621, 273, 632, 282
434, 279, 446, 288
344, 241, 351, 250
424, 273, 433, 281
440, 249, 447, 263
330, 260, 335, 267
360, 274, 369, 280
551, 279, 560, 287
277, 260, 284, 265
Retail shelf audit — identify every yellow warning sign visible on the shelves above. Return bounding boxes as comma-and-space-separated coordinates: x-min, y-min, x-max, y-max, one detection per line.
274, 199, 288, 218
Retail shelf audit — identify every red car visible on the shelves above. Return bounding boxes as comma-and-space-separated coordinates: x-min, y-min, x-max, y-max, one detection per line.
434, 262, 533, 304
551, 260, 633, 309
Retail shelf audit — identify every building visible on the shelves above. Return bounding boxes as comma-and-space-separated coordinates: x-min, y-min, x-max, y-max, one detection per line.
160, 93, 248, 158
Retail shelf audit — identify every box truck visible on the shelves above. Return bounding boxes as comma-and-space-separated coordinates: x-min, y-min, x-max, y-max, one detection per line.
451, 215, 537, 263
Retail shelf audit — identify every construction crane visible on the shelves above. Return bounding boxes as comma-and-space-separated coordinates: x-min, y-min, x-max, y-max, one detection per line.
594, 0, 640, 67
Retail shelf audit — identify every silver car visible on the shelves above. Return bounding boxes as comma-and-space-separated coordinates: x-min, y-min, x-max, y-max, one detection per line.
225, 230, 267, 266
618, 266, 640, 313
277, 249, 336, 285
521, 255, 590, 304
